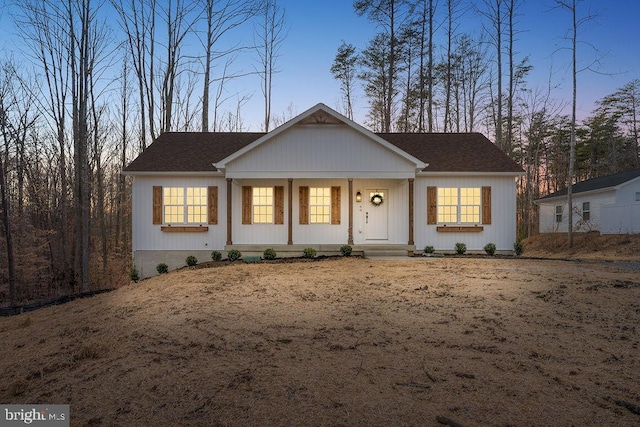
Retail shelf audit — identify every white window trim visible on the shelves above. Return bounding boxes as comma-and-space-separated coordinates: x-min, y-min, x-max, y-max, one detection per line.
437, 187, 481, 224
252, 187, 274, 224
164, 187, 207, 224
309, 187, 331, 224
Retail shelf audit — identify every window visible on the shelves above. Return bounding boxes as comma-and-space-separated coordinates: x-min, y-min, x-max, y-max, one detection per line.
163, 187, 207, 224
299, 186, 340, 225
636, 192, 640, 202
555, 205, 563, 223
252, 187, 273, 223
309, 187, 330, 223
460, 188, 481, 223
582, 202, 590, 221
437, 188, 458, 223
437, 187, 480, 223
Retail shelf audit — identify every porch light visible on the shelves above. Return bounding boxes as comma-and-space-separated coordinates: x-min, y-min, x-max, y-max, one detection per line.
356, 191, 362, 203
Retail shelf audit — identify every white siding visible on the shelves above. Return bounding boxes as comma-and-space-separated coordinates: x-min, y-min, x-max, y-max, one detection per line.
132, 176, 228, 252
538, 190, 616, 233
225, 124, 417, 178
601, 203, 640, 234
415, 176, 517, 252
232, 179, 290, 244
614, 177, 640, 203
351, 179, 409, 245
131, 175, 228, 278
232, 178, 410, 245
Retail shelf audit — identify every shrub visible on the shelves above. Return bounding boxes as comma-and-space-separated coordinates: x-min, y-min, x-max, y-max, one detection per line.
340, 245, 352, 257
129, 266, 139, 283
156, 263, 169, 274
211, 250, 222, 261
514, 240, 524, 256
263, 248, 277, 260
227, 249, 242, 262
186, 255, 198, 267
455, 242, 467, 255
484, 243, 497, 256
302, 247, 317, 258
424, 245, 435, 254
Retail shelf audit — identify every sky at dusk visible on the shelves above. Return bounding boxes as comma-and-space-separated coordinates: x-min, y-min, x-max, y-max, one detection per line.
0, 0, 638, 132
262, 0, 640, 131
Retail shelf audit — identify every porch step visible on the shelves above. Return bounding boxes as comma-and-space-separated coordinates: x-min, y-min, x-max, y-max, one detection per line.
364, 249, 412, 258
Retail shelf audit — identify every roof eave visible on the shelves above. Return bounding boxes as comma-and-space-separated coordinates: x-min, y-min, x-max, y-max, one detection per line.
121, 170, 223, 177
417, 171, 524, 177
535, 186, 614, 203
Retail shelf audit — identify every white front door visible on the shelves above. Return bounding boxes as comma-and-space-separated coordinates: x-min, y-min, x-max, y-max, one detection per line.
365, 189, 388, 240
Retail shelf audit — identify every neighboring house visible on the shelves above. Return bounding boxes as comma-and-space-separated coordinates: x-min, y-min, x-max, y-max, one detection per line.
123, 103, 523, 278
536, 168, 640, 234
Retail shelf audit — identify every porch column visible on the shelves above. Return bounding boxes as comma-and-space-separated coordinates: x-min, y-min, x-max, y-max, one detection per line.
226, 178, 233, 245
408, 178, 414, 246
348, 179, 354, 245
288, 178, 293, 245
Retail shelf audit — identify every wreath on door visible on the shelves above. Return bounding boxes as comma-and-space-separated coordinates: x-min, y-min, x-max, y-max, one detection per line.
370, 193, 384, 207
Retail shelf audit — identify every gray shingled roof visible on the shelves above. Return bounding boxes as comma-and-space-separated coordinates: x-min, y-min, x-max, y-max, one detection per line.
123, 131, 523, 174
539, 168, 640, 200
380, 132, 523, 172
123, 132, 264, 172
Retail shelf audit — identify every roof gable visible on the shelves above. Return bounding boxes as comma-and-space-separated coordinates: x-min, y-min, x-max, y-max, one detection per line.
538, 168, 640, 200
214, 103, 427, 171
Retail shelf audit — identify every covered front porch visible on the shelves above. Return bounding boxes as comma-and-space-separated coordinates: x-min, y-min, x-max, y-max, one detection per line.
224, 177, 417, 253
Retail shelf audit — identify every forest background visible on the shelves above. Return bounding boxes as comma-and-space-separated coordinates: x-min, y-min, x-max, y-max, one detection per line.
0, 0, 638, 305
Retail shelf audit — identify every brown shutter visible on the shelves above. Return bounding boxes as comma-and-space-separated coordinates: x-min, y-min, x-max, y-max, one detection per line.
331, 186, 341, 225
274, 186, 284, 224
427, 186, 437, 224
153, 186, 163, 224
208, 186, 218, 224
482, 186, 492, 225
299, 186, 309, 224
242, 186, 252, 224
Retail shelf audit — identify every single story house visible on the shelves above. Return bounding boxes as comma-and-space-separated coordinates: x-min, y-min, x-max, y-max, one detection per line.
123, 103, 523, 278
536, 168, 640, 234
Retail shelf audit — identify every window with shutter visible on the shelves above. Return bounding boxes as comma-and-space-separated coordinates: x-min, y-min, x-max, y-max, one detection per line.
242, 186, 252, 224
481, 186, 491, 225
153, 186, 163, 224
299, 186, 309, 225
274, 186, 284, 224
331, 186, 341, 225
427, 186, 437, 224
208, 186, 218, 224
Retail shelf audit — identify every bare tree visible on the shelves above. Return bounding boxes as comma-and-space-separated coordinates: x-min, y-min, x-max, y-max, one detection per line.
200, 0, 258, 132
0, 63, 19, 305
18, 0, 74, 279
355, 0, 413, 132
255, 0, 286, 132
111, 0, 157, 149
555, 0, 599, 248
414, 0, 437, 132
480, 0, 505, 149
159, 0, 202, 133
331, 41, 359, 120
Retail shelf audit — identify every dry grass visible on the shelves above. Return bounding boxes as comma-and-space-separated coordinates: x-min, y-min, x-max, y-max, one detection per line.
1, 254, 639, 426
523, 232, 640, 261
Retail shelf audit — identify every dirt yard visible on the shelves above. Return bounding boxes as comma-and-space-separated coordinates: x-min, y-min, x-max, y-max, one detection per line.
1, 256, 639, 426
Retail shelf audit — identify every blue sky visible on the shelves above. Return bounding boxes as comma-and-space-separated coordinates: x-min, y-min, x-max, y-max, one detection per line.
0, 0, 638, 132
256, 0, 640, 130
